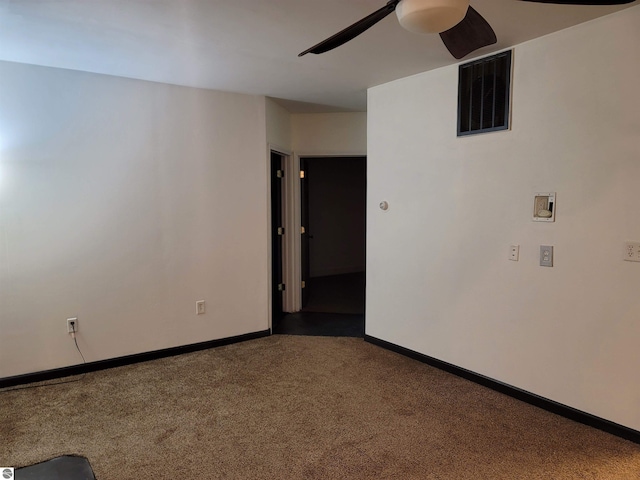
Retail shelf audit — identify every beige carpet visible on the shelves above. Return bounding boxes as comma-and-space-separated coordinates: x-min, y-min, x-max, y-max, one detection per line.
1, 335, 639, 479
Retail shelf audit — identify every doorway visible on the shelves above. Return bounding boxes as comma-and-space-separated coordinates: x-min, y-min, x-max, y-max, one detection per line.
273, 155, 366, 337
301, 156, 366, 314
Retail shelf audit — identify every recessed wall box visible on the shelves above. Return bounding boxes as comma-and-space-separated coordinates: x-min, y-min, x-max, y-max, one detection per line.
533, 192, 556, 222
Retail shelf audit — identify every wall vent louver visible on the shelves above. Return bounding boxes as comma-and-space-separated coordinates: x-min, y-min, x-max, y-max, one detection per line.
457, 50, 512, 136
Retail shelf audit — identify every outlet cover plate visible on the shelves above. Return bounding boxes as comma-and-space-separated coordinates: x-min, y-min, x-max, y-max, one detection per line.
67, 317, 78, 333
540, 245, 554, 267
509, 245, 519, 261
624, 241, 640, 262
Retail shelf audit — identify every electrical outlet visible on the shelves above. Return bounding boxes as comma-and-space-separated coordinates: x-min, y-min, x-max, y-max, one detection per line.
623, 241, 640, 262
67, 317, 78, 334
196, 300, 206, 315
540, 245, 553, 267
509, 245, 520, 261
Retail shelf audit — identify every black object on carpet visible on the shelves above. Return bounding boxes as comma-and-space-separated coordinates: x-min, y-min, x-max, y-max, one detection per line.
16, 455, 95, 480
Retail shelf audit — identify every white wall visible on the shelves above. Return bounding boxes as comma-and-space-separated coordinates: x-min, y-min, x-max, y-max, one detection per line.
367, 6, 640, 431
292, 112, 366, 155
265, 98, 292, 152
0, 61, 269, 378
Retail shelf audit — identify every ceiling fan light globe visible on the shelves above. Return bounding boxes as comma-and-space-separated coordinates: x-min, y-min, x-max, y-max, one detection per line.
396, 0, 470, 34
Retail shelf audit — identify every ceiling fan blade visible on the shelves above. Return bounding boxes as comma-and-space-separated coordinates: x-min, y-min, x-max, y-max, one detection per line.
439, 6, 497, 60
521, 0, 634, 4
299, 0, 401, 56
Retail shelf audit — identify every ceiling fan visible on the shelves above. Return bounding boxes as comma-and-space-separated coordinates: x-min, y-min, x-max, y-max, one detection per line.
299, 0, 635, 60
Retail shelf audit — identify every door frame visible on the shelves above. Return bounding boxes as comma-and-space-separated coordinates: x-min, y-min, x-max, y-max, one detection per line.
269, 148, 367, 317
270, 150, 285, 323
268, 145, 292, 329
288, 152, 367, 313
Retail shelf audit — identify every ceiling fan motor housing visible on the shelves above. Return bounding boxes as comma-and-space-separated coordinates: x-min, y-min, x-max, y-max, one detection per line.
396, 0, 470, 34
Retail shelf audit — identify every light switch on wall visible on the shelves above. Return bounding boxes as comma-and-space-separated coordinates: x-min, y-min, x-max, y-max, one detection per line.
196, 300, 206, 315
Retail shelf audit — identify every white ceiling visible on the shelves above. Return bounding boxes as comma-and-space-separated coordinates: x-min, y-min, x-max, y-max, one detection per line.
0, 0, 636, 112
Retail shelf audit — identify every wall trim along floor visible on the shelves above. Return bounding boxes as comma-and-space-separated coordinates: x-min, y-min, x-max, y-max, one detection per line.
0, 330, 271, 389
364, 335, 640, 445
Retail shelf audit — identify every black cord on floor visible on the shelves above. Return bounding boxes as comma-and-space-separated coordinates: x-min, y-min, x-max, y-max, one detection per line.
0, 328, 87, 394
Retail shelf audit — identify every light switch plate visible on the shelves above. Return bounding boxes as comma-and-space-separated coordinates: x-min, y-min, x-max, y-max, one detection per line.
540, 245, 553, 267
196, 300, 206, 315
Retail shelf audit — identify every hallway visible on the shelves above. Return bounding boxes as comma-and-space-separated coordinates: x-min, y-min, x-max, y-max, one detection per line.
273, 272, 364, 337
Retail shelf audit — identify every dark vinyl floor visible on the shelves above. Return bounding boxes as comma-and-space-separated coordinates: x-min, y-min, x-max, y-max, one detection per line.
273, 311, 364, 337
273, 272, 365, 338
